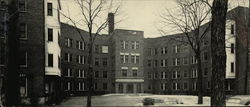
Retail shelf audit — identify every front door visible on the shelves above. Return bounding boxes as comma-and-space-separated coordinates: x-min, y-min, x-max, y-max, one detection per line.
127, 84, 133, 93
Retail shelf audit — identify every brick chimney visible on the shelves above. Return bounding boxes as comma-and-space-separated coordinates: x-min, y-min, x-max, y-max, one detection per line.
108, 13, 114, 34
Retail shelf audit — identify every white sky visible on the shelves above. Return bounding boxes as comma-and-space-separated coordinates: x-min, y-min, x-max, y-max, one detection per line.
60, 0, 249, 38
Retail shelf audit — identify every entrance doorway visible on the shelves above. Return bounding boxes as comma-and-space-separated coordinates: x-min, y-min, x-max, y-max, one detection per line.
127, 84, 133, 93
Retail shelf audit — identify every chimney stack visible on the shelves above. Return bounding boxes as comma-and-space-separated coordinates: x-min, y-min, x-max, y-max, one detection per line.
108, 13, 114, 34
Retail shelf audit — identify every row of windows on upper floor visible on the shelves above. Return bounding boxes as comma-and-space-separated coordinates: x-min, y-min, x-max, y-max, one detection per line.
17, 0, 56, 17
120, 68, 139, 77
0, 50, 61, 68
64, 53, 108, 66
120, 40, 139, 50
64, 68, 109, 79
64, 37, 109, 54
65, 81, 109, 91
120, 54, 140, 64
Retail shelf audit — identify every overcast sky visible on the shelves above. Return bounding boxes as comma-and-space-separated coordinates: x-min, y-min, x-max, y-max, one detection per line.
60, 0, 249, 38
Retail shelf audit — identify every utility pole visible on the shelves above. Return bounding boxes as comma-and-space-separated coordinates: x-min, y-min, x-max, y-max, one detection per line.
6, 0, 20, 106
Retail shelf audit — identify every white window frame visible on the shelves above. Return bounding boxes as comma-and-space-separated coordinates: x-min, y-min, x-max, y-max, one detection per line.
102, 46, 109, 53
20, 51, 28, 68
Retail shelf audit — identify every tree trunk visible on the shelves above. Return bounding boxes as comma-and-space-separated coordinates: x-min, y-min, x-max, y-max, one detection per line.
196, 48, 203, 104
6, 0, 20, 106
87, 32, 93, 107
211, 0, 228, 106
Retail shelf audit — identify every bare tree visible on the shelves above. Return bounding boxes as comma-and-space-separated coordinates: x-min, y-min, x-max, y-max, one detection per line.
159, 0, 211, 104
61, 0, 120, 107
210, 0, 228, 106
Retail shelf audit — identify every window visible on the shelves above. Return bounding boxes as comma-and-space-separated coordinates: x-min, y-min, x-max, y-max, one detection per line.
78, 82, 84, 91
48, 54, 53, 67
207, 81, 210, 89
192, 82, 197, 90
94, 83, 98, 90
131, 55, 139, 64
103, 83, 107, 90
67, 82, 71, 91
148, 48, 152, 56
65, 53, 72, 62
121, 40, 128, 49
77, 55, 85, 64
161, 72, 167, 79
183, 82, 188, 90
173, 45, 180, 53
120, 55, 129, 63
20, 51, 27, 67
122, 69, 127, 77
183, 57, 188, 65
103, 71, 108, 78
191, 69, 198, 78
48, 28, 53, 41
132, 69, 137, 77
94, 58, 99, 66
231, 24, 234, 35
154, 72, 158, 79
66, 68, 72, 77
95, 45, 99, 53
231, 43, 234, 53
183, 71, 188, 78
0, 18, 5, 37
172, 82, 180, 90
204, 68, 208, 76
154, 60, 158, 67
161, 47, 167, 54
204, 52, 208, 61
147, 60, 151, 67
154, 48, 158, 55
131, 41, 139, 49
160, 59, 167, 67
20, 23, 27, 39
65, 38, 73, 47
95, 71, 99, 78
161, 83, 167, 90
47, 3, 53, 16
66, 68, 73, 77
231, 62, 234, 72
102, 58, 108, 66
191, 56, 197, 64
19, 0, 27, 11
173, 58, 180, 66
172, 71, 180, 79
77, 41, 84, 50
148, 72, 152, 79
102, 46, 108, 53
78, 70, 85, 78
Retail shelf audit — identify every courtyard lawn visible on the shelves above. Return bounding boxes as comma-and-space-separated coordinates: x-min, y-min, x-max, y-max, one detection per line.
58, 94, 249, 106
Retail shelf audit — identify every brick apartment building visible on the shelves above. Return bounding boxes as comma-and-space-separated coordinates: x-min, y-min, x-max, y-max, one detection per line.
0, 0, 62, 104
60, 6, 250, 96
0, 1, 250, 105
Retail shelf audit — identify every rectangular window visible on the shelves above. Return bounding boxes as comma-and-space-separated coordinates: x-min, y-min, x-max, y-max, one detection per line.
0, 48, 5, 66
77, 41, 84, 50
95, 45, 99, 53
132, 69, 137, 77
103, 83, 107, 90
154, 48, 158, 55
95, 58, 99, 66
183, 57, 188, 65
78, 82, 84, 91
183, 71, 188, 78
231, 43, 234, 54
148, 48, 152, 56
172, 82, 180, 90
147, 60, 151, 67
20, 23, 27, 39
94, 83, 98, 90
78, 70, 85, 78
19, 0, 27, 11
122, 69, 127, 77
161, 83, 166, 90
95, 71, 99, 78
67, 82, 71, 91
154, 60, 158, 67
120, 55, 125, 63
154, 72, 158, 79
207, 81, 210, 89
148, 72, 152, 79
102, 58, 108, 66
231, 62, 234, 72
103, 71, 108, 78
48, 54, 53, 67
65, 38, 73, 47
204, 52, 208, 61
66, 68, 72, 77
65, 53, 72, 62
160, 59, 167, 67
183, 82, 188, 90
48, 28, 53, 41
173, 58, 180, 66
161, 47, 167, 54
231, 24, 234, 35
121, 40, 128, 49
78, 55, 85, 64
102, 46, 109, 53
47, 3, 53, 16
20, 51, 27, 67
204, 68, 208, 76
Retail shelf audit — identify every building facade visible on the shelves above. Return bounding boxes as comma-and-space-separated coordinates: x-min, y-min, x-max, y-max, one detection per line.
0, 0, 62, 104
